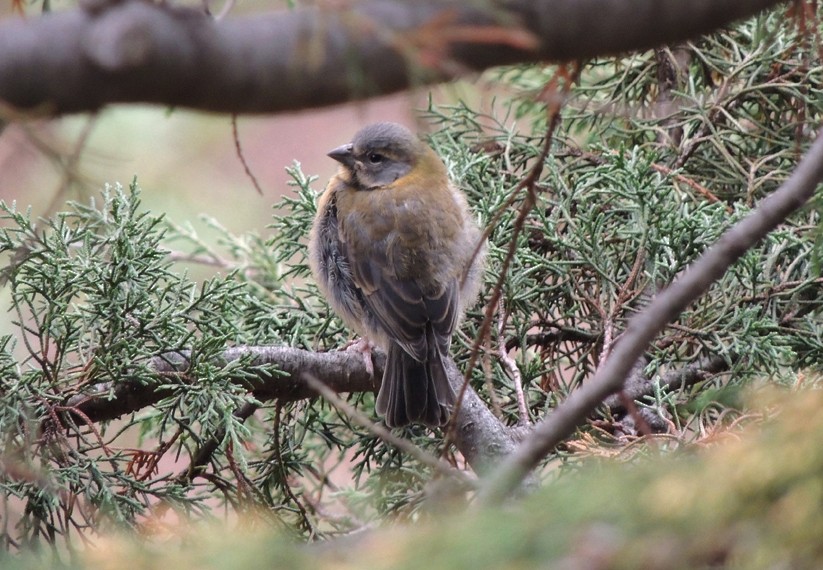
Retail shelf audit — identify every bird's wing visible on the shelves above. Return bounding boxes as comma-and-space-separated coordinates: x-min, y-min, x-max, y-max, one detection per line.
346, 244, 458, 362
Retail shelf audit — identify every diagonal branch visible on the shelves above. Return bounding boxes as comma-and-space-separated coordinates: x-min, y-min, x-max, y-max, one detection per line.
478, 128, 823, 504
0, 0, 784, 115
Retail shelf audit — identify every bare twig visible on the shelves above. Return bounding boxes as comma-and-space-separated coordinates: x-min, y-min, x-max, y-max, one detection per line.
272, 402, 316, 536
303, 374, 476, 488
447, 64, 579, 451
176, 401, 258, 485
650, 162, 727, 208
231, 115, 264, 196
165, 250, 232, 268
505, 327, 599, 352
43, 114, 98, 218
497, 299, 529, 425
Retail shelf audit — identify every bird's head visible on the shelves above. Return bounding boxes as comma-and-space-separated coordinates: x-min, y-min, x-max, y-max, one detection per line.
327, 122, 426, 191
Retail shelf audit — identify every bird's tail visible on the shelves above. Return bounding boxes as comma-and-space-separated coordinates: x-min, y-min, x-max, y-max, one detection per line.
376, 326, 456, 428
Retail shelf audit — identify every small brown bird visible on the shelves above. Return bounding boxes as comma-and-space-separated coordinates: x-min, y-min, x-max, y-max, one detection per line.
309, 122, 485, 427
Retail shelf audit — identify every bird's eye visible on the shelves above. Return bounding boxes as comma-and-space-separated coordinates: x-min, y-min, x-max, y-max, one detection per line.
368, 153, 384, 164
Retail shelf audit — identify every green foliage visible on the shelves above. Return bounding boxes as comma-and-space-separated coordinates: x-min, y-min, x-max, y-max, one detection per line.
0, 183, 270, 544
5, 387, 823, 570
0, 3, 822, 562
422, 105, 820, 429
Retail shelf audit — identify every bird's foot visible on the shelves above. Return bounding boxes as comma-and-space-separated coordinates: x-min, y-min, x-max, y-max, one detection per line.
341, 337, 376, 378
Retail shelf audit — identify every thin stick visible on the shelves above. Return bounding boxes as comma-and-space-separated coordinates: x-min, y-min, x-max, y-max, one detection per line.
231, 114, 264, 196
497, 299, 529, 424
302, 374, 476, 488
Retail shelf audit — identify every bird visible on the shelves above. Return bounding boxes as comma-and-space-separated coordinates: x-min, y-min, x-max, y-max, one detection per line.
308, 122, 485, 428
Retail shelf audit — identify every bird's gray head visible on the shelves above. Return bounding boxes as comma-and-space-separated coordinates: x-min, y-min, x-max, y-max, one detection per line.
327, 122, 421, 190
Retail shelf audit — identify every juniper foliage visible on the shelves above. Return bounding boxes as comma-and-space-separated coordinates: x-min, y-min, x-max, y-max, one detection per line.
0, 6, 821, 555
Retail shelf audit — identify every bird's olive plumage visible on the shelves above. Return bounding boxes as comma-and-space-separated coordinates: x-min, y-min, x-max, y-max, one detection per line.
309, 122, 485, 427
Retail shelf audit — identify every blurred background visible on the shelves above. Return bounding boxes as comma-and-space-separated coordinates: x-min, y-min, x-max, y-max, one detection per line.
0, 93, 423, 233
0, 1, 485, 236
0, 3, 490, 347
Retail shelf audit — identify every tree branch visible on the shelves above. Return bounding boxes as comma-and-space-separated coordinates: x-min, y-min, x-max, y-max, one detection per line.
62, 345, 517, 474
64, 346, 381, 423
0, 0, 784, 115
478, 128, 823, 504
604, 354, 732, 412
445, 359, 519, 474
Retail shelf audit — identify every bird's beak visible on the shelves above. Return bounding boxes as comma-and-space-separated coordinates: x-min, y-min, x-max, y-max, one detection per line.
327, 144, 355, 167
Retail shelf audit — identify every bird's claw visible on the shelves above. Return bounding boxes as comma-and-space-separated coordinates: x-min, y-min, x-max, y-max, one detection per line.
342, 338, 376, 378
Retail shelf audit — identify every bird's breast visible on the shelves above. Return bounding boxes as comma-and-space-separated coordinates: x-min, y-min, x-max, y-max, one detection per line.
336, 183, 464, 282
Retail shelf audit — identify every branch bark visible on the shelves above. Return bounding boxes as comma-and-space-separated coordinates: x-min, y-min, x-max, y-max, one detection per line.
64, 346, 381, 423
62, 345, 517, 474
477, 128, 823, 504
604, 354, 732, 412
0, 0, 784, 115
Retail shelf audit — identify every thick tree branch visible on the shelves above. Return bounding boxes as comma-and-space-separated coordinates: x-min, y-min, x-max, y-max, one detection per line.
446, 359, 519, 474
478, 128, 823, 504
62, 345, 517, 474
64, 346, 381, 423
0, 0, 783, 115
